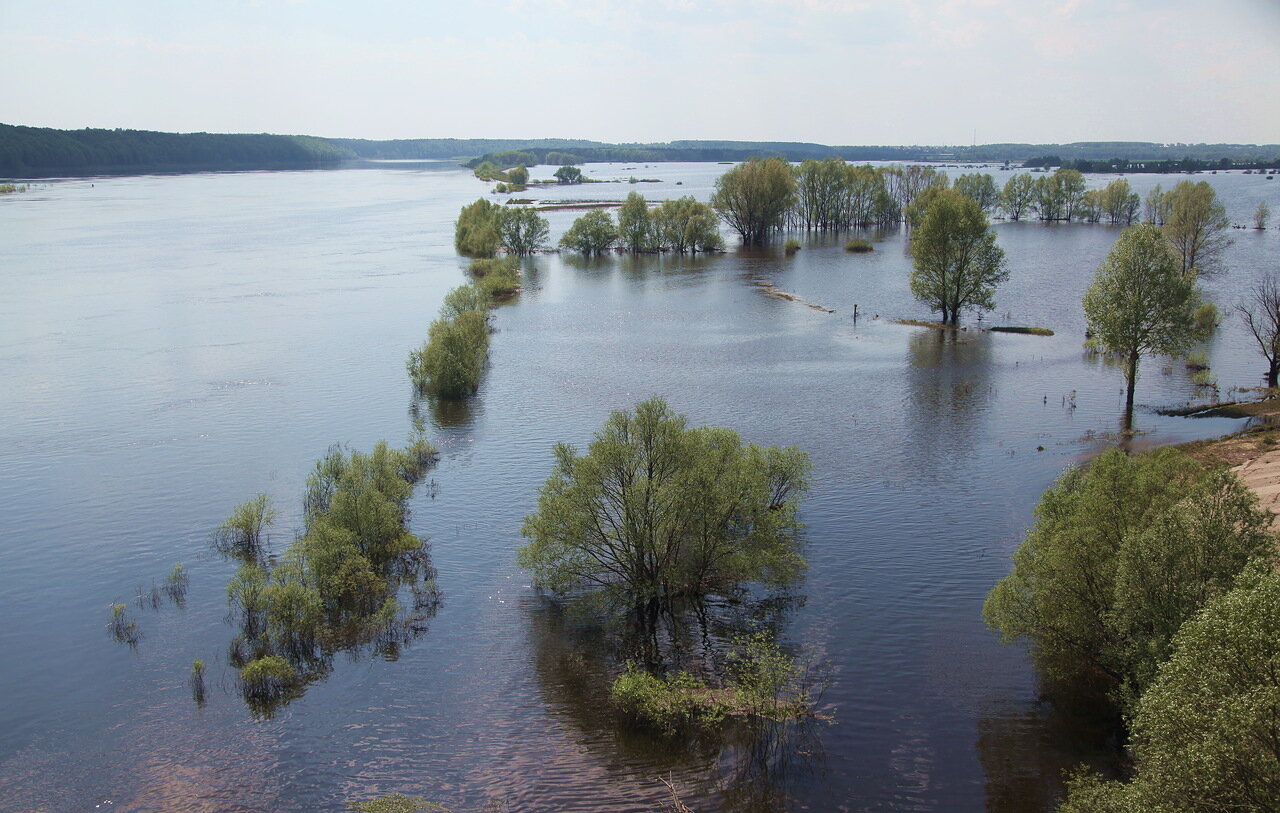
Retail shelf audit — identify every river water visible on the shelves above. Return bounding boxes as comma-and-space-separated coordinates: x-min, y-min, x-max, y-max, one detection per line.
0, 162, 1276, 812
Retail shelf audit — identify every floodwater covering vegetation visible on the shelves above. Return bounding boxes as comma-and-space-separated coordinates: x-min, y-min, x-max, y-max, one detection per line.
985, 446, 1279, 810
408, 285, 492, 399
518, 398, 810, 609
217, 438, 441, 717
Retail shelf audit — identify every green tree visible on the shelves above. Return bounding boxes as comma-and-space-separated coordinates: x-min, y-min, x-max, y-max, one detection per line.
454, 198, 502, 258
617, 191, 655, 253
984, 448, 1203, 694
1082, 224, 1204, 422
559, 209, 618, 255
952, 173, 998, 213
652, 197, 723, 253
518, 398, 810, 607
999, 173, 1037, 221
1099, 178, 1140, 225
215, 494, 277, 558
440, 283, 491, 320
498, 207, 549, 256
553, 165, 583, 184
1255, 199, 1270, 230
407, 310, 490, 398
908, 189, 1008, 325
1163, 179, 1231, 276
507, 165, 528, 186
1143, 184, 1169, 225
1060, 563, 1280, 812
711, 157, 797, 246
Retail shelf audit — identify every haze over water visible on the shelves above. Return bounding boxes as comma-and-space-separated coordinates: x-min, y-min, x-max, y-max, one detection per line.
0, 162, 1276, 811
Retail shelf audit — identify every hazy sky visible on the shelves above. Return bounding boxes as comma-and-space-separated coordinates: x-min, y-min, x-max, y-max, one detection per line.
3, 0, 1278, 145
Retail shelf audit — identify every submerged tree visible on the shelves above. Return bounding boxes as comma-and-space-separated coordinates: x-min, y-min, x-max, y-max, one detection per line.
1236, 272, 1280, 386
454, 198, 503, 258
617, 191, 655, 253
908, 189, 1008, 325
652, 196, 723, 253
1163, 180, 1230, 276
711, 157, 796, 246
499, 207, 550, 256
1082, 224, 1203, 424
518, 398, 810, 609
559, 209, 618, 255
999, 173, 1037, 221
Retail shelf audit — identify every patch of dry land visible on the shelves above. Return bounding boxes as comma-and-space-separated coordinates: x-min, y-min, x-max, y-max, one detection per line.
1177, 395, 1280, 529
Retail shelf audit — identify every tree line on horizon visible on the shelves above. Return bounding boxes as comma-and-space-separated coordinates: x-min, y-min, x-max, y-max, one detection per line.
4, 121, 1279, 178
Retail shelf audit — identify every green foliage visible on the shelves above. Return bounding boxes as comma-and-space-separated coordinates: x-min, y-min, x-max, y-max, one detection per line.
611, 633, 812, 734
164, 562, 189, 603
651, 197, 724, 253
469, 258, 521, 299
844, 239, 873, 252
1193, 300, 1219, 331
440, 282, 491, 321
190, 658, 206, 704
498, 207, 549, 256
1060, 563, 1280, 812
1082, 223, 1205, 417
408, 311, 490, 398
347, 794, 446, 813
553, 165, 583, 184
0, 183, 29, 194
471, 161, 502, 182
506, 165, 529, 186
999, 173, 1037, 221
1099, 178, 1141, 225
215, 494, 276, 558
952, 173, 998, 213
1255, 200, 1271, 230
617, 191, 655, 253
220, 438, 440, 717
559, 209, 619, 255
793, 160, 896, 229
454, 198, 503, 258
711, 156, 797, 246
783, 238, 801, 254
984, 448, 1275, 714
109, 602, 140, 645
518, 398, 810, 604
1163, 179, 1231, 276
908, 189, 1008, 325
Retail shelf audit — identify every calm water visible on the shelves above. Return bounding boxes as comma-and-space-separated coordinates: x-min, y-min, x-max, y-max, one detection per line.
0, 163, 1276, 812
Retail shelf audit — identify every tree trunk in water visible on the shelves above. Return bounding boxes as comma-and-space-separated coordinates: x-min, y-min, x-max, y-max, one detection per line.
1268, 359, 1278, 388
1124, 351, 1139, 428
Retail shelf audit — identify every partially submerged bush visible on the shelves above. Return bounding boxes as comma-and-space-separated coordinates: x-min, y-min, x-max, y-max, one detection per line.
454, 199, 503, 258
215, 494, 276, 558
109, 603, 140, 646
407, 310, 490, 398
440, 282, 491, 320
783, 238, 801, 254
845, 239, 873, 253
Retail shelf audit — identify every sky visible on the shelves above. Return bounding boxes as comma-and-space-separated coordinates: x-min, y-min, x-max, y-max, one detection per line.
2, 0, 1278, 145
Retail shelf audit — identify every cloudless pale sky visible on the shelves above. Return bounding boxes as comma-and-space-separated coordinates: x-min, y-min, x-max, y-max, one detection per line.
2, 0, 1278, 145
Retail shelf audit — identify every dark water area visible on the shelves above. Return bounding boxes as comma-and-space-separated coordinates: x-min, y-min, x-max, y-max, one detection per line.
0, 162, 1276, 812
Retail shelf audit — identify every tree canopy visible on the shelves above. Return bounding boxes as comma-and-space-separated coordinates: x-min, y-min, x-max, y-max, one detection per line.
907, 189, 1008, 325
1162, 179, 1231, 277
711, 157, 797, 246
518, 398, 810, 607
1082, 223, 1203, 422
559, 209, 619, 255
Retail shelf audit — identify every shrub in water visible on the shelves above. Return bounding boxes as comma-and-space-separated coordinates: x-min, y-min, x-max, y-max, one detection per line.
845, 239, 874, 253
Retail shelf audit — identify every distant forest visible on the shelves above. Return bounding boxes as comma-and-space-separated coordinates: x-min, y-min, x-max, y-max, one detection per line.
2, 123, 1278, 178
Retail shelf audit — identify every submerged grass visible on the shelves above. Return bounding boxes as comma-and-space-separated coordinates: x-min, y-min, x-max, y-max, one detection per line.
989, 326, 1055, 336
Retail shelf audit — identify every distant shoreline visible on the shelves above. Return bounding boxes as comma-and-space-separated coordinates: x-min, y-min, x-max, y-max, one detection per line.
3, 122, 1278, 180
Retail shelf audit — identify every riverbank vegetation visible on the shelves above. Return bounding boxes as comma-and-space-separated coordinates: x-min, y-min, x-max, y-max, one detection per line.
984, 445, 1279, 811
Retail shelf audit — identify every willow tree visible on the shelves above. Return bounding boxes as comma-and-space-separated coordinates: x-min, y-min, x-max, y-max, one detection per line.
518, 398, 810, 609
711, 157, 796, 246
617, 191, 655, 252
1083, 224, 1203, 424
999, 173, 1036, 221
908, 189, 1008, 325
1163, 180, 1231, 277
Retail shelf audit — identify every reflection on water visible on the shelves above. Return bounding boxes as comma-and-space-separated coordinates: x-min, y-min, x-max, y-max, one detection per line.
0, 164, 1276, 811
522, 591, 825, 812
